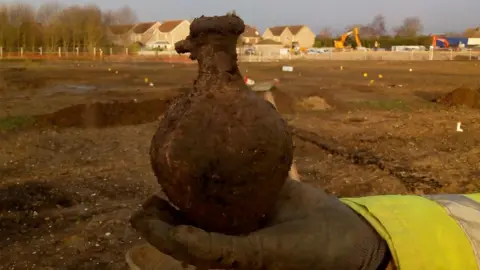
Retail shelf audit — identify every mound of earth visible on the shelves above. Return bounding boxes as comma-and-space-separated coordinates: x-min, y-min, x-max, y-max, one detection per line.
297, 96, 332, 111
35, 99, 171, 128
1, 67, 47, 90
436, 87, 480, 108
0, 76, 6, 92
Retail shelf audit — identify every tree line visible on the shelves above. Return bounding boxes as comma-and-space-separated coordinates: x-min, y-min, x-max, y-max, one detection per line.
0, 2, 137, 52
0, 3, 478, 52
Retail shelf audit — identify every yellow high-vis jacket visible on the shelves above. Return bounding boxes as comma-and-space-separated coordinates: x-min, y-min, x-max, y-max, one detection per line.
342, 194, 480, 270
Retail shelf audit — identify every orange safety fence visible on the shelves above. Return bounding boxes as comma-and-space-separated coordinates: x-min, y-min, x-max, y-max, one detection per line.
0, 52, 195, 64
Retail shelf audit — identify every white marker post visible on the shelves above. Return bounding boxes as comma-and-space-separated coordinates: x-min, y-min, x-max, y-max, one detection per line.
456, 122, 463, 132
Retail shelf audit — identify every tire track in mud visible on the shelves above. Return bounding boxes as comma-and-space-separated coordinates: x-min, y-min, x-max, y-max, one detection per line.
292, 127, 443, 193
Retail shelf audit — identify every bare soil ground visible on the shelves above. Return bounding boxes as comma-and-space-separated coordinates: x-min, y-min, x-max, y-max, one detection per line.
1, 59, 480, 269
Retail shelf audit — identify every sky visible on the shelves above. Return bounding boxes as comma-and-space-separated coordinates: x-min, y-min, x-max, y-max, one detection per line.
22, 0, 480, 35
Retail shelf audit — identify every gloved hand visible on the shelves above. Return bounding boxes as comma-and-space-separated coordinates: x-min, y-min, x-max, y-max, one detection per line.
130, 179, 392, 270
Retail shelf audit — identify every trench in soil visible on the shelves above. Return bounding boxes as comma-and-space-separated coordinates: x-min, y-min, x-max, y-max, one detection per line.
33, 98, 171, 128
24, 88, 295, 129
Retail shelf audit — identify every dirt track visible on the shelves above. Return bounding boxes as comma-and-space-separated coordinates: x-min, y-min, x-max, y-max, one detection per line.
1, 60, 480, 269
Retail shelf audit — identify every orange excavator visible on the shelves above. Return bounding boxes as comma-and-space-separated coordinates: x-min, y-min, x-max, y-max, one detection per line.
432, 35, 450, 48
334, 27, 362, 49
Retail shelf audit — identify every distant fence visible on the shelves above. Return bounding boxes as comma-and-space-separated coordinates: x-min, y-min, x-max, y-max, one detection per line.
238, 50, 480, 62
0, 47, 479, 63
0, 47, 193, 63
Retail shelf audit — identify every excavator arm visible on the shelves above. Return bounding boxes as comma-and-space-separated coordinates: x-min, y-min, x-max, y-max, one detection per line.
432, 35, 449, 48
334, 31, 351, 48
353, 27, 362, 48
334, 27, 361, 49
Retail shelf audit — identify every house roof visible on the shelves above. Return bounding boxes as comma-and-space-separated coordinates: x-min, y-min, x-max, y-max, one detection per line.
109, 24, 135, 35
288, 25, 305, 35
268, 26, 288, 36
159, 20, 185, 32
267, 25, 306, 36
132, 22, 157, 34
243, 25, 260, 37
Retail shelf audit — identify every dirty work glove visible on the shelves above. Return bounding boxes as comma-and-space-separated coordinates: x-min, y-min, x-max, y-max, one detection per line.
130, 179, 391, 270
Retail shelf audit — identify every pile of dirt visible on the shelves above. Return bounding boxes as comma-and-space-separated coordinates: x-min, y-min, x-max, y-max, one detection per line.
35, 98, 171, 128
297, 96, 332, 111
0, 182, 76, 212
1, 67, 47, 90
435, 87, 480, 108
0, 76, 6, 92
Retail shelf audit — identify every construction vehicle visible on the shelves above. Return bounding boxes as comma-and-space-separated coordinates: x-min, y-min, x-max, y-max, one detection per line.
432, 35, 450, 48
290, 41, 308, 54
334, 27, 362, 49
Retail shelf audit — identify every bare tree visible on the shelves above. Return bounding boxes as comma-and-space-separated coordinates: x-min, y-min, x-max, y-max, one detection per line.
394, 17, 423, 37
464, 27, 480, 38
0, 4, 11, 48
443, 32, 462, 37
36, 2, 64, 51
370, 14, 387, 36
82, 4, 107, 49
348, 15, 386, 38
358, 25, 375, 38
36, 1, 63, 24
317, 27, 332, 39
53, 5, 77, 50
0, 3, 139, 52
7, 3, 36, 49
103, 5, 137, 47
48, 4, 108, 52
344, 24, 359, 33
105, 5, 137, 25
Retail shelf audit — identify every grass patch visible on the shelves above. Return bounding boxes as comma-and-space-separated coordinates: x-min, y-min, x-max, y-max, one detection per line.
0, 115, 35, 131
354, 99, 410, 111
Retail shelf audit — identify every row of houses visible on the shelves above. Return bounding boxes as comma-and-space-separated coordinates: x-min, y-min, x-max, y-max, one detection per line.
107, 20, 316, 50
107, 20, 190, 49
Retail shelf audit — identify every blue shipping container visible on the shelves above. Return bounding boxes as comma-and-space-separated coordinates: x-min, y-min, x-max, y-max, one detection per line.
446, 37, 469, 46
